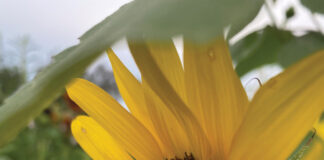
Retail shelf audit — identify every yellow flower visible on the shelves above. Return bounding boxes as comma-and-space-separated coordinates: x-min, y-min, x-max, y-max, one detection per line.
66, 38, 324, 160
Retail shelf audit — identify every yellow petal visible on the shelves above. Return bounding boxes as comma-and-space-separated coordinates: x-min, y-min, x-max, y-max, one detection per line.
71, 116, 130, 160
146, 40, 187, 102
128, 39, 211, 159
230, 50, 324, 160
314, 117, 324, 140
66, 78, 163, 160
142, 79, 191, 157
108, 49, 182, 157
183, 38, 249, 158
107, 49, 154, 132
144, 40, 191, 157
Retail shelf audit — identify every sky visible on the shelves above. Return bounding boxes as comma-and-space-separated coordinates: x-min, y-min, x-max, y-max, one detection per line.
0, 0, 323, 90
0, 0, 130, 47
0, 0, 134, 79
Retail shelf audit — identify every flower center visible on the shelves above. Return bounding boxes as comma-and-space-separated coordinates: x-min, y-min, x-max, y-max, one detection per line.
165, 152, 195, 160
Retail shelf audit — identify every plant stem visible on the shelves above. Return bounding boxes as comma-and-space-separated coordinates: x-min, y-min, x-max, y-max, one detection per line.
264, 0, 278, 28
311, 13, 324, 34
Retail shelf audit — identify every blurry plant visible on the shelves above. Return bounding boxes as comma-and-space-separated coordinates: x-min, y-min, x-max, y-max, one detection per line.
10, 35, 38, 82
0, 33, 3, 63
0, 33, 90, 159
0, 67, 24, 104
0, 112, 90, 160
0, 34, 24, 102
0, 44, 122, 159
84, 65, 119, 99
0, 69, 90, 159
285, 7, 295, 20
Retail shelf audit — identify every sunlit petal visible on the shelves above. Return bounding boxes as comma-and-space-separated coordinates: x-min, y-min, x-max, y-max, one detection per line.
146, 40, 186, 102
142, 80, 191, 157
184, 38, 249, 158
144, 40, 191, 157
67, 79, 163, 160
108, 49, 188, 157
107, 49, 155, 133
71, 116, 130, 160
128, 39, 211, 159
230, 50, 324, 160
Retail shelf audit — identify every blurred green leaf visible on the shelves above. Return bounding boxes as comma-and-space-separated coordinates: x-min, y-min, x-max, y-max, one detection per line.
231, 27, 293, 76
82, 0, 264, 42
0, 45, 109, 146
285, 7, 295, 19
231, 27, 324, 76
277, 32, 324, 67
0, 68, 24, 104
0, 0, 264, 147
301, 0, 324, 13
0, 114, 90, 160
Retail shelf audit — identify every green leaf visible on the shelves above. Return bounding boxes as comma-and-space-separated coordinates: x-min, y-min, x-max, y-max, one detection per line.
82, 0, 264, 42
231, 27, 324, 76
0, 0, 264, 147
301, 0, 324, 13
285, 7, 295, 19
278, 32, 324, 67
0, 46, 98, 146
230, 27, 293, 76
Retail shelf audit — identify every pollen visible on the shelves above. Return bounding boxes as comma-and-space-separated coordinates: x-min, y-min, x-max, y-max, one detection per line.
165, 152, 195, 160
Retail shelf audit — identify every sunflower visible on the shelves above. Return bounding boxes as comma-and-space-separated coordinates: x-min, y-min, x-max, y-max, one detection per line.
66, 38, 324, 160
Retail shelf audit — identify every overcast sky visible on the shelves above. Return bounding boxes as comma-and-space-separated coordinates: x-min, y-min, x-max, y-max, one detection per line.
0, 0, 130, 47
0, 0, 138, 78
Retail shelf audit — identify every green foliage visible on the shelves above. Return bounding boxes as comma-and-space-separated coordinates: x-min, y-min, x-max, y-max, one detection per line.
277, 32, 324, 67
0, 68, 24, 104
285, 7, 295, 19
0, 113, 90, 160
82, 0, 264, 42
231, 27, 294, 76
0, 45, 101, 147
84, 65, 119, 98
301, 0, 324, 13
0, 0, 265, 147
0, 65, 89, 159
231, 27, 324, 76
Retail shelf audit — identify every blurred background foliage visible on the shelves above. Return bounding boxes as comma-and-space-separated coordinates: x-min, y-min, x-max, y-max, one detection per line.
0, 0, 323, 159
0, 35, 120, 159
